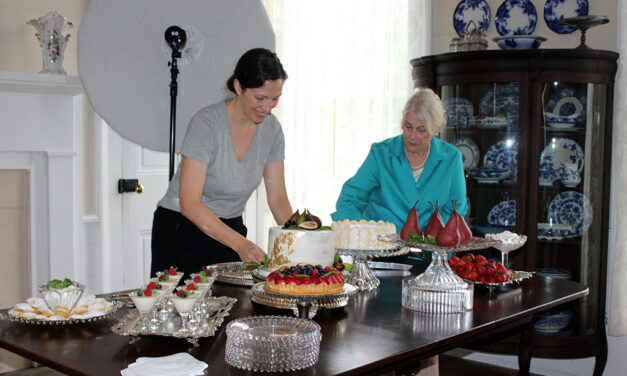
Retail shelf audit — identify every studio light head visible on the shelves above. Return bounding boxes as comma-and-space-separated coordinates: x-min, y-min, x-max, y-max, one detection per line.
164, 26, 187, 55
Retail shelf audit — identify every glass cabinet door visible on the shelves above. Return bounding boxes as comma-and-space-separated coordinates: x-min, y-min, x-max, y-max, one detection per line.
537, 81, 608, 335
440, 83, 521, 246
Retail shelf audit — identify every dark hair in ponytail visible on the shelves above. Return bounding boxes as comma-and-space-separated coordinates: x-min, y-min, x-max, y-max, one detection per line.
226, 48, 287, 93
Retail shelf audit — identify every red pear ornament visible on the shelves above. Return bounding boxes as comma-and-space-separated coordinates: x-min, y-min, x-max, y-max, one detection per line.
400, 200, 421, 240
454, 201, 473, 245
423, 201, 445, 238
435, 202, 461, 247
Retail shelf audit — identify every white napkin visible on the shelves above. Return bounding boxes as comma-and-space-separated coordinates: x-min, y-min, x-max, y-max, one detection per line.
120, 352, 208, 376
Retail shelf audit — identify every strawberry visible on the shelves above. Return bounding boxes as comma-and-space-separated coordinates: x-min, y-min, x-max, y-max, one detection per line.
284, 275, 295, 284
488, 275, 498, 283
311, 269, 318, 277
462, 253, 474, 263
476, 264, 486, 276
312, 276, 321, 284
459, 271, 470, 279
485, 264, 496, 276
294, 277, 303, 285
474, 255, 487, 264
146, 281, 157, 290
275, 275, 284, 284
302, 278, 312, 285
468, 271, 479, 281
496, 273, 507, 283
505, 269, 513, 281
479, 275, 489, 283
320, 276, 329, 284
495, 263, 507, 274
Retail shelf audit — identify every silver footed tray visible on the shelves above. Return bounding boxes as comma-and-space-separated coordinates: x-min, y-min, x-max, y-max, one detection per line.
111, 295, 236, 340
206, 262, 254, 287
2, 297, 122, 325
462, 270, 535, 293
379, 234, 500, 253
251, 282, 358, 319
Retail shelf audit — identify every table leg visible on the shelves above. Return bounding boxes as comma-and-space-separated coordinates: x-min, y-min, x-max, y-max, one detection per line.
517, 320, 533, 376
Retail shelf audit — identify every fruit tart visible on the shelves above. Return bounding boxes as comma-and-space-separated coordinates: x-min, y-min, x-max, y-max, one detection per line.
266, 264, 345, 295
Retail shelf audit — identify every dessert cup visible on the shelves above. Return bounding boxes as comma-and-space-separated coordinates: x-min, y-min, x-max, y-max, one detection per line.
170, 292, 201, 335
38, 281, 85, 316
129, 291, 159, 331
485, 232, 527, 268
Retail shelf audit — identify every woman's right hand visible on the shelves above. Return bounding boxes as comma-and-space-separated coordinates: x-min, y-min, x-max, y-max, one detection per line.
235, 238, 266, 263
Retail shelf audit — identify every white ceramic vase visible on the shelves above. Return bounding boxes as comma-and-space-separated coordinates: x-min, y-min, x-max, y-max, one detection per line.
27, 11, 73, 74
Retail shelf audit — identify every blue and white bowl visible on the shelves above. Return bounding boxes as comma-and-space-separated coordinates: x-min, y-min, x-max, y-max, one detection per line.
534, 310, 572, 333
544, 112, 578, 128
468, 167, 511, 183
493, 35, 546, 49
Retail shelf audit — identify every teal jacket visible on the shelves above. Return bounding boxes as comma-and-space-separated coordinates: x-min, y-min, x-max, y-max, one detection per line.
331, 135, 467, 231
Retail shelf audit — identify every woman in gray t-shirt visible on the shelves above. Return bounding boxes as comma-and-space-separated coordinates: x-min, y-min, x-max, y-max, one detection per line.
151, 48, 293, 277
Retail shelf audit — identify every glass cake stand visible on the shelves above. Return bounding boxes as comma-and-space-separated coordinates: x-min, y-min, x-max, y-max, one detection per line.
251, 282, 358, 319
336, 246, 408, 291
379, 234, 499, 313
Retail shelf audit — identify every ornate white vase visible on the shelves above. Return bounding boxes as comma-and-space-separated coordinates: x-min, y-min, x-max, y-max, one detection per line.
27, 11, 73, 75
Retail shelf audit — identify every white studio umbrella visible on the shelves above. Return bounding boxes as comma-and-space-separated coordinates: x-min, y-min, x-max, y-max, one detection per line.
78, 0, 275, 153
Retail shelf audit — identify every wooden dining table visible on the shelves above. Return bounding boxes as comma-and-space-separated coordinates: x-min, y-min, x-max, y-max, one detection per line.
0, 267, 587, 376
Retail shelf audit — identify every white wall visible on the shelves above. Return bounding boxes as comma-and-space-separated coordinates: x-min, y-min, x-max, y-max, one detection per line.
430, 1, 626, 376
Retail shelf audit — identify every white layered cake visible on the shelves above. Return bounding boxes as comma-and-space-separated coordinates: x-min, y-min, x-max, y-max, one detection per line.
332, 219, 396, 250
266, 227, 336, 269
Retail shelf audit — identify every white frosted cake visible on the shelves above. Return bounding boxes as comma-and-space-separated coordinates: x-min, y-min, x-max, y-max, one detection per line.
266, 227, 337, 269
332, 219, 396, 250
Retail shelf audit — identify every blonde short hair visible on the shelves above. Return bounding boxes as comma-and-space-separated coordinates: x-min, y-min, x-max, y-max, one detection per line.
402, 88, 445, 136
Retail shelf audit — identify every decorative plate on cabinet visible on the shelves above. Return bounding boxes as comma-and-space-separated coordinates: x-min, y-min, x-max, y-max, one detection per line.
444, 97, 474, 128
483, 139, 518, 182
453, 0, 492, 36
478, 84, 519, 126
487, 200, 516, 227
453, 136, 480, 169
538, 137, 584, 186
544, 0, 589, 34
545, 87, 586, 122
495, 0, 538, 36
548, 191, 592, 238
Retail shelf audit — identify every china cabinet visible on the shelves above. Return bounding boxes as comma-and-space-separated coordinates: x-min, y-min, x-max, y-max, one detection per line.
410, 49, 618, 375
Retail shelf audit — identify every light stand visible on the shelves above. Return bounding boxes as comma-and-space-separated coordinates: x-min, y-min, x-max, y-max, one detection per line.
165, 26, 187, 181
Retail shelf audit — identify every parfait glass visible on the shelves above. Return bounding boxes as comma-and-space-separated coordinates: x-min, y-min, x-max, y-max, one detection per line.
129, 291, 158, 332
170, 292, 201, 335
486, 233, 527, 268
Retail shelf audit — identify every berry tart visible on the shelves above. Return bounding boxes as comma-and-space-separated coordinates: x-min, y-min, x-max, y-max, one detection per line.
266, 264, 345, 295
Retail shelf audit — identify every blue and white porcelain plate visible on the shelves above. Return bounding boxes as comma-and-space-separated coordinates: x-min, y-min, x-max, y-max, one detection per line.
545, 88, 586, 122
453, 0, 492, 36
453, 136, 480, 169
544, 0, 589, 34
444, 97, 474, 128
548, 191, 592, 238
483, 139, 518, 182
478, 84, 519, 126
487, 200, 516, 227
495, 0, 538, 36
539, 138, 584, 185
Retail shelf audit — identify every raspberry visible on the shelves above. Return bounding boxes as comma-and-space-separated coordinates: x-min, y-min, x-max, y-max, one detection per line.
186, 283, 196, 291
194, 276, 201, 283
146, 281, 157, 290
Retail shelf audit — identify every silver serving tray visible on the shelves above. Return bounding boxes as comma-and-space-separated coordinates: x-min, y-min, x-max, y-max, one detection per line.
463, 270, 535, 293
2, 300, 123, 325
251, 282, 357, 318
206, 262, 254, 286
110, 296, 236, 339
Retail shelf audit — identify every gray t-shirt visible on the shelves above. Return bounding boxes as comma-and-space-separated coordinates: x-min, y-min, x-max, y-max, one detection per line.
158, 100, 285, 218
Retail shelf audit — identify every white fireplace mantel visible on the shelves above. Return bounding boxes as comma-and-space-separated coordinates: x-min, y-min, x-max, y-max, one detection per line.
0, 70, 85, 296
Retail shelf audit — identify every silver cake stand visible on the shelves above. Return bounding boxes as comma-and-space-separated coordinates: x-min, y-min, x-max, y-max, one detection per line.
251, 282, 358, 319
379, 234, 499, 313
336, 246, 409, 291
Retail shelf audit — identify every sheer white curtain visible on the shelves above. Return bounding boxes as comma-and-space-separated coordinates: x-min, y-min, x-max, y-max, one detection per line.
608, 0, 627, 337
245, 0, 427, 250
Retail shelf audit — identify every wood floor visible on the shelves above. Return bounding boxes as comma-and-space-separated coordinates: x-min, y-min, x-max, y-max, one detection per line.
440, 354, 543, 376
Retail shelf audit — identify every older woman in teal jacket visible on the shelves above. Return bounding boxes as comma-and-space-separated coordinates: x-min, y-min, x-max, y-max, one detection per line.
331, 88, 467, 231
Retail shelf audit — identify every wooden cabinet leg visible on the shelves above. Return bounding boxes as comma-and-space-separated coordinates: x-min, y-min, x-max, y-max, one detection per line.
517, 321, 533, 376
593, 327, 608, 376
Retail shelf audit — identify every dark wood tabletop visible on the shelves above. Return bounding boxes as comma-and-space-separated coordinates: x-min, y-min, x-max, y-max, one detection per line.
0, 270, 587, 376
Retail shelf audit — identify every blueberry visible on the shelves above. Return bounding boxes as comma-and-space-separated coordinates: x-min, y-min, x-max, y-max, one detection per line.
137, 290, 143, 296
